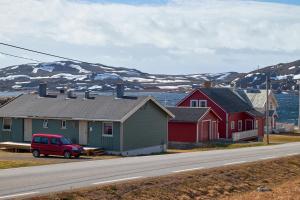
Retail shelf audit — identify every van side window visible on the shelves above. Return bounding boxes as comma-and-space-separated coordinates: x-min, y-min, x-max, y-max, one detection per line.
50, 138, 60, 145
33, 136, 41, 143
40, 137, 49, 144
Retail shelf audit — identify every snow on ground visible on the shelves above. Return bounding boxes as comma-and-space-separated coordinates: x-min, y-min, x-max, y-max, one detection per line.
245, 73, 253, 78
216, 73, 230, 80
51, 73, 87, 81
293, 74, 300, 79
99, 66, 114, 71
12, 85, 22, 89
123, 77, 154, 82
188, 74, 209, 81
15, 81, 30, 84
155, 79, 188, 83
88, 85, 103, 90
10, 66, 19, 70
32, 65, 55, 73
112, 70, 140, 76
289, 66, 296, 70
0, 75, 31, 81
69, 64, 91, 74
94, 73, 121, 80
158, 85, 192, 90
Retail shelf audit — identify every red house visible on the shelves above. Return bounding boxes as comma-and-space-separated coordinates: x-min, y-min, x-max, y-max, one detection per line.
176, 88, 265, 141
168, 107, 222, 143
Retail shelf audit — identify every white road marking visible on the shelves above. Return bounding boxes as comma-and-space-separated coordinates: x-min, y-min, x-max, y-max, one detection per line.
0, 191, 39, 199
287, 153, 298, 156
223, 161, 246, 166
92, 176, 143, 185
259, 156, 275, 160
173, 167, 204, 173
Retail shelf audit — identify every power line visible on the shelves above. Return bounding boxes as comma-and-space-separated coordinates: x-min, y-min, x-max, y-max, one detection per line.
0, 42, 92, 64
0, 51, 43, 63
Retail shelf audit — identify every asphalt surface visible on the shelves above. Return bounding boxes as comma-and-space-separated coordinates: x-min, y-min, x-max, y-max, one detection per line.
1, 142, 300, 199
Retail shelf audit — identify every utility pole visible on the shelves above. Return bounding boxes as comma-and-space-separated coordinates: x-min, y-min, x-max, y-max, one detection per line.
298, 80, 300, 130
266, 75, 270, 144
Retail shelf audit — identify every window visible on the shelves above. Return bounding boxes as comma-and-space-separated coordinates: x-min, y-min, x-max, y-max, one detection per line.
33, 137, 48, 144
255, 120, 258, 129
190, 100, 198, 107
60, 137, 72, 145
238, 120, 243, 131
2, 118, 12, 131
231, 121, 235, 130
43, 119, 48, 128
61, 120, 67, 129
269, 102, 273, 110
103, 122, 113, 137
199, 100, 207, 107
50, 138, 60, 145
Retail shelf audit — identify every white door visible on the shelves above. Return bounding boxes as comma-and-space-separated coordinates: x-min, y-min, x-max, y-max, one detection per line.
24, 119, 32, 142
79, 121, 88, 145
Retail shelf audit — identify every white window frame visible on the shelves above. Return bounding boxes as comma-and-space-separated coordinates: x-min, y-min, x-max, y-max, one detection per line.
43, 119, 48, 128
199, 100, 207, 107
61, 120, 67, 129
190, 100, 198, 107
2, 118, 12, 131
103, 122, 113, 137
238, 120, 243, 131
231, 121, 235, 130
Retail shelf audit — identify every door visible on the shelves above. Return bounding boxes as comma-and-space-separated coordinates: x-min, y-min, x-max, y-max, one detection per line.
24, 119, 32, 142
212, 121, 217, 140
79, 121, 88, 145
245, 120, 253, 130
202, 121, 211, 142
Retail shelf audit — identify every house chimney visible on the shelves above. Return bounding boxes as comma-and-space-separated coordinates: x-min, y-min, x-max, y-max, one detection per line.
203, 81, 212, 88
85, 90, 90, 99
67, 89, 76, 99
39, 83, 47, 97
116, 83, 124, 98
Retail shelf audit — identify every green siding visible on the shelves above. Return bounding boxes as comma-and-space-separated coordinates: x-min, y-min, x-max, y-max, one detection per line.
32, 119, 79, 144
87, 121, 120, 151
123, 101, 168, 151
0, 118, 24, 142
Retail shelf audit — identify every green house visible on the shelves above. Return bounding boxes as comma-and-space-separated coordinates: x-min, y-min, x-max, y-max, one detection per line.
0, 89, 174, 156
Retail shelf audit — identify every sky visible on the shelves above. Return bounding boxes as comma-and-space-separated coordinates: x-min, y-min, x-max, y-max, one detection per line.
0, 0, 300, 74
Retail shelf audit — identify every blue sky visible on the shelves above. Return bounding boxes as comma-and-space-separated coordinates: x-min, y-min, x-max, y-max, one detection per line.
0, 0, 300, 74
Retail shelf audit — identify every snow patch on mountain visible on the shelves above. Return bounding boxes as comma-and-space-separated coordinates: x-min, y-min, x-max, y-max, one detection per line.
69, 64, 91, 74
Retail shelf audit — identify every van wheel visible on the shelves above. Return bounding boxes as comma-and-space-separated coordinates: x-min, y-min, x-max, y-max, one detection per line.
32, 150, 40, 158
64, 151, 72, 159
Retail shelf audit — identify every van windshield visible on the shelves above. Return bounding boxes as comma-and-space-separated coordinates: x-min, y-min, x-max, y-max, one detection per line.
60, 137, 72, 145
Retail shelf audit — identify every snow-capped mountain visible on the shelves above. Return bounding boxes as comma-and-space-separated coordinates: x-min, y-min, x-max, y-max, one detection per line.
0, 61, 238, 91
233, 60, 300, 91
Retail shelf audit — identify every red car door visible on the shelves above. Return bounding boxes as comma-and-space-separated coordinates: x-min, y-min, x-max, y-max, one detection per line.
49, 138, 63, 156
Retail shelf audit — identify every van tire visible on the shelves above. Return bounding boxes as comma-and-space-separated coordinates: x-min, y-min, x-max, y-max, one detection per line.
64, 151, 72, 159
32, 150, 40, 158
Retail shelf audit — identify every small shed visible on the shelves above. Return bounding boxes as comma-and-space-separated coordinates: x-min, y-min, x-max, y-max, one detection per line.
167, 107, 221, 144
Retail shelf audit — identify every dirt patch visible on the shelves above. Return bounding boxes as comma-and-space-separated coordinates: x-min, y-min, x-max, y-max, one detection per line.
26, 155, 300, 200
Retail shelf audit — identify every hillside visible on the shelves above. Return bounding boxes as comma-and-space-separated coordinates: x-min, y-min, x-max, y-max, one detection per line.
0, 59, 299, 92
234, 60, 300, 91
0, 61, 238, 92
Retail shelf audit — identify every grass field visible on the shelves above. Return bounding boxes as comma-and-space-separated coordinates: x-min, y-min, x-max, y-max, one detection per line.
169, 134, 300, 153
27, 155, 300, 200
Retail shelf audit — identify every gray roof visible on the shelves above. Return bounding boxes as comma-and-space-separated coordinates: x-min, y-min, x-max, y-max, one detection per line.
199, 88, 253, 113
167, 107, 210, 123
0, 94, 172, 121
246, 109, 265, 117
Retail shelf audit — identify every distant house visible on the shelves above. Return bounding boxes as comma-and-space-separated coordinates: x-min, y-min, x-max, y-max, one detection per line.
167, 107, 221, 144
176, 86, 265, 141
243, 89, 278, 130
0, 84, 174, 156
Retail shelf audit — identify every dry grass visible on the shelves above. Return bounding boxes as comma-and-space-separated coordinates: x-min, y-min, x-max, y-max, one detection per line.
222, 178, 300, 200
169, 134, 300, 153
26, 155, 300, 200
0, 150, 120, 169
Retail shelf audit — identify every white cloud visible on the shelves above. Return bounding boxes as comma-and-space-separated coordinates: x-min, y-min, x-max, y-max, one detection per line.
0, 0, 300, 74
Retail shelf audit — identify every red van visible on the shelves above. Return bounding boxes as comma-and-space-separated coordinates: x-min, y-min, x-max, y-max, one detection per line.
31, 133, 83, 159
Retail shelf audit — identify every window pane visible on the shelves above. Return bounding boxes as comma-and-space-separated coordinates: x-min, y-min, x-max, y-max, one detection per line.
33, 137, 41, 143
50, 138, 59, 145
40, 137, 49, 144
104, 123, 113, 135
3, 118, 11, 130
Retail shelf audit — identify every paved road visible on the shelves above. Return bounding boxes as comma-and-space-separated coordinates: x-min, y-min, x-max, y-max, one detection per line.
1, 142, 300, 199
